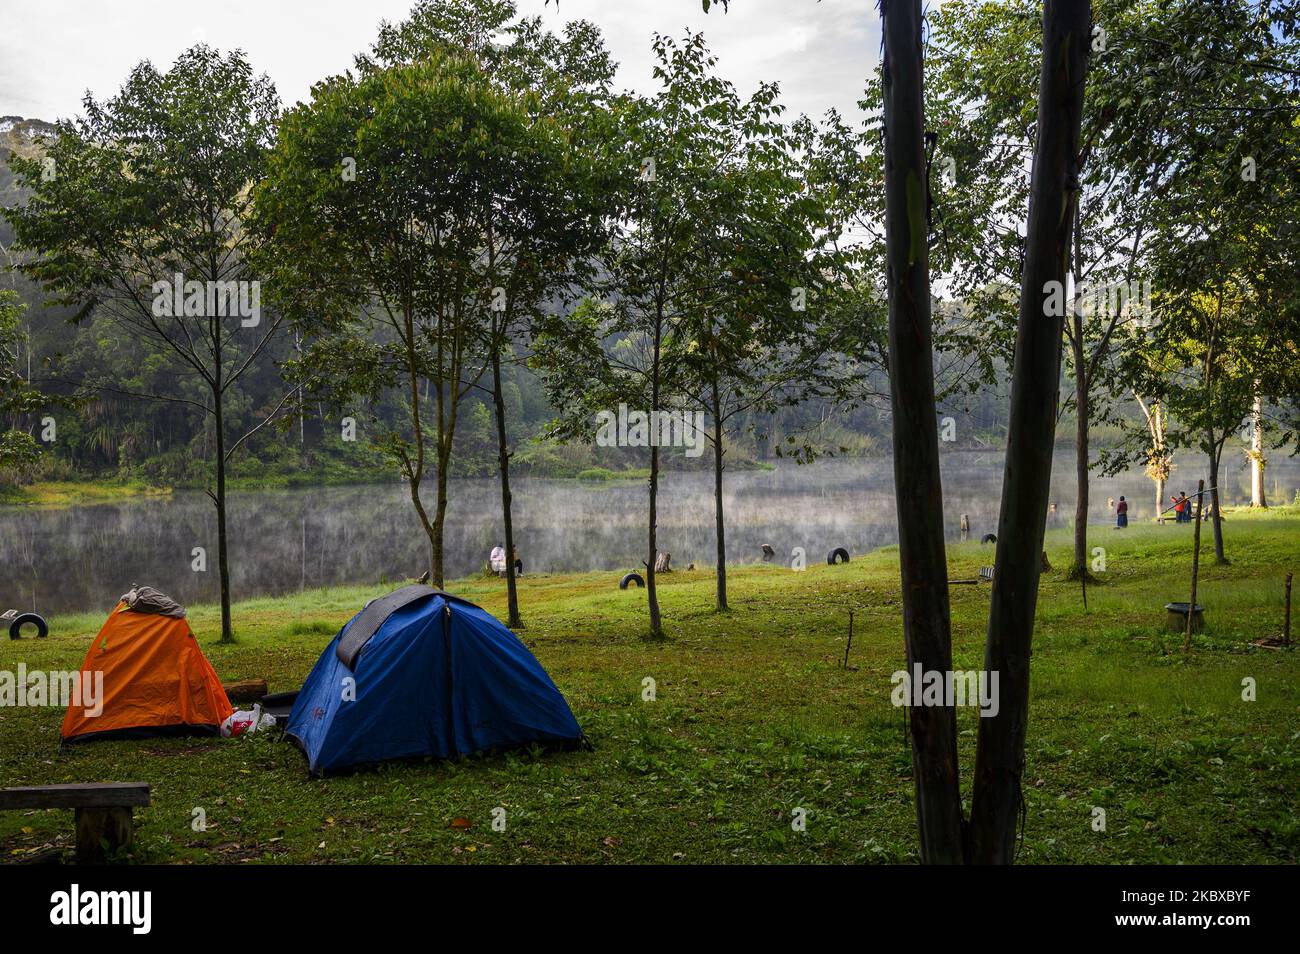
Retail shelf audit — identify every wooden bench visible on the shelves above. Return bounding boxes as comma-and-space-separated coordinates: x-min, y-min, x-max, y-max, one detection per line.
0, 782, 150, 863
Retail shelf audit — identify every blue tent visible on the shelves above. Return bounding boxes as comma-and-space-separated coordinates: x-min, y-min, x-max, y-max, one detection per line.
286, 585, 584, 775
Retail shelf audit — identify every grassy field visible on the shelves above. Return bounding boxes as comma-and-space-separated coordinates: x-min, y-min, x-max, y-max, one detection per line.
1, 510, 1296, 864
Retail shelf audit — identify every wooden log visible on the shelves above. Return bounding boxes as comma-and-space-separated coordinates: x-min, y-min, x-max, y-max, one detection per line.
75, 806, 134, 863
0, 782, 150, 810
223, 679, 268, 704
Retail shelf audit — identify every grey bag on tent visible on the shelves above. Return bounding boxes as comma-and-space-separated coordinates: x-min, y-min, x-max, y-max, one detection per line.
119, 584, 187, 619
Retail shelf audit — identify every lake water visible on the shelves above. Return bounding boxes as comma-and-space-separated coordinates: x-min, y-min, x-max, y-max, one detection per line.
2, 450, 1296, 616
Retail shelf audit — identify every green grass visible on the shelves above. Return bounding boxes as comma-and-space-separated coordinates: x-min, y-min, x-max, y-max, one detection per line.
1, 511, 1296, 864
0, 478, 172, 507
573, 466, 651, 481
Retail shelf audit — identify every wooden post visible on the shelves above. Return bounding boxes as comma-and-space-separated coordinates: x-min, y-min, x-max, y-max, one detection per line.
1184, 478, 1205, 654
843, 610, 855, 668
1284, 572, 1292, 647
75, 806, 134, 863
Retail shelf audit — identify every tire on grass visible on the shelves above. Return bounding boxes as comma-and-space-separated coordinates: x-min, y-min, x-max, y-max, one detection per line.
8, 613, 48, 640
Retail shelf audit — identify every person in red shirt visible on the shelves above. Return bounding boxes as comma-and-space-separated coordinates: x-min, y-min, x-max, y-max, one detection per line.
1116, 495, 1128, 528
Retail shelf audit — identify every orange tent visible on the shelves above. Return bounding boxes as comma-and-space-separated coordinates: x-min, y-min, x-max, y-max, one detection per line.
61, 602, 233, 743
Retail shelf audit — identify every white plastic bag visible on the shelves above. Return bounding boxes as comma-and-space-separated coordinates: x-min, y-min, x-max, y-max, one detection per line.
221, 703, 276, 737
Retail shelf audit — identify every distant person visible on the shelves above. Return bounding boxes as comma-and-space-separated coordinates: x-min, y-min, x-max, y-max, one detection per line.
1116, 495, 1128, 528
1172, 492, 1188, 523
489, 544, 507, 575
512, 546, 523, 576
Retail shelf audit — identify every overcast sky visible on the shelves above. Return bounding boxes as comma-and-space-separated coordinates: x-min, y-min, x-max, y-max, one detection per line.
0, 0, 881, 126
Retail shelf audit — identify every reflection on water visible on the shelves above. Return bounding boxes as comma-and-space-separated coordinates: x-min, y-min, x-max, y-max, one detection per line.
2, 450, 1296, 616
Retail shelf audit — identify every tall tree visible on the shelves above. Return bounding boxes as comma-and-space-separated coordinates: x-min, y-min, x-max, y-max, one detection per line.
673, 97, 843, 612
925, 0, 1158, 579
1102, 0, 1300, 560
537, 33, 793, 637
360, 0, 619, 625
877, 0, 966, 863
259, 51, 586, 587
969, 0, 1091, 863
4, 46, 284, 641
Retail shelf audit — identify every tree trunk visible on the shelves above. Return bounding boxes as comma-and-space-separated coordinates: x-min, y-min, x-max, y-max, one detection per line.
213, 382, 234, 643
1250, 391, 1266, 508
880, 0, 965, 864
969, 0, 1090, 865
1207, 433, 1227, 565
1071, 203, 1089, 577
646, 309, 664, 638
406, 348, 437, 585
710, 372, 728, 612
1072, 322, 1089, 578
432, 452, 450, 588
1184, 478, 1205, 653
408, 472, 437, 584
491, 341, 522, 628
646, 442, 662, 637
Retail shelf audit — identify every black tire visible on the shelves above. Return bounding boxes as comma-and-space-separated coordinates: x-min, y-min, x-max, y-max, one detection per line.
619, 572, 644, 590
827, 547, 850, 565
981, 533, 997, 545
9, 612, 48, 640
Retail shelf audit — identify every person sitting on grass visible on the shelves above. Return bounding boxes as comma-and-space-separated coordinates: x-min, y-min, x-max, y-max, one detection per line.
489, 544, 507, 575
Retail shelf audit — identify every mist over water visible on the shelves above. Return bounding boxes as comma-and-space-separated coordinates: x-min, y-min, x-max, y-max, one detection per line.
3, 450, 1296, 617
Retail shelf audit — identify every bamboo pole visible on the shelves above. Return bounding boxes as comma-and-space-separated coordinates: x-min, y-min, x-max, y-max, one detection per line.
1183, 479, 1205, 654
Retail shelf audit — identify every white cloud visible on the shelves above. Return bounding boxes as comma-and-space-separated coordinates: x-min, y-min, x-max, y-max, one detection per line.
0, 0, 881, 125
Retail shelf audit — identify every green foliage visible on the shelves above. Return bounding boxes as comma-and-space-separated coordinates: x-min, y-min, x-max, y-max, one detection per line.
0, 291, 44, 475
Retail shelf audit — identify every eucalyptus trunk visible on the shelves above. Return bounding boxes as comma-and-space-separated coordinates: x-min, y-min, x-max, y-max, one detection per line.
491, 341, 522, 628
1207, 434, 1227, 565
710, 372, 728, 612
969, 0, 1091, 865
1250, 392, 1266, 508
212, 371, 234, 644
880, 0, 965, 864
